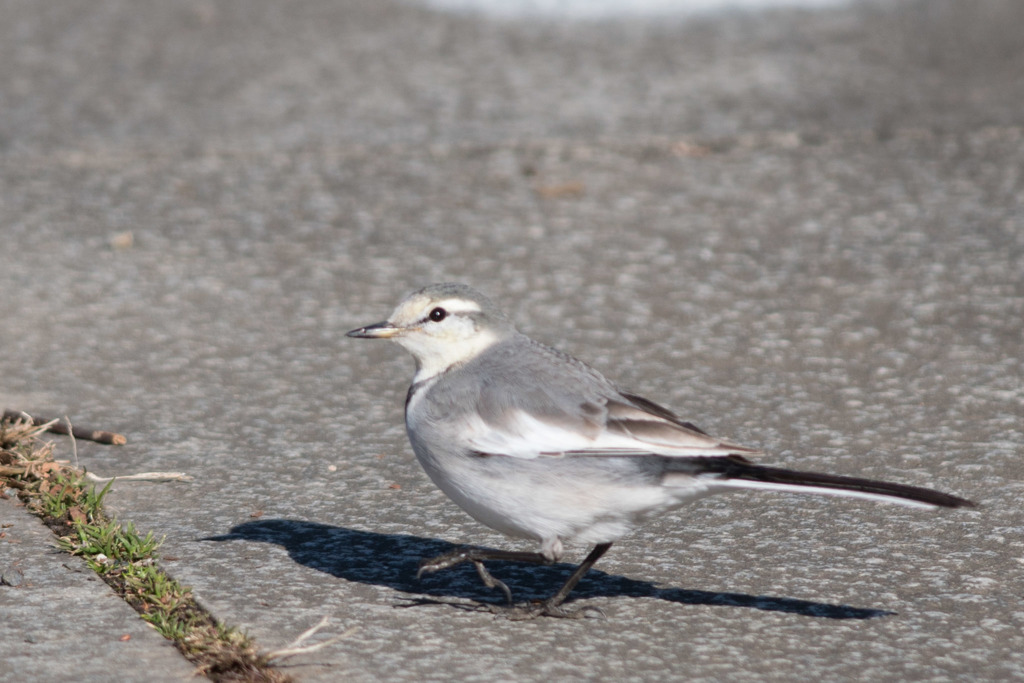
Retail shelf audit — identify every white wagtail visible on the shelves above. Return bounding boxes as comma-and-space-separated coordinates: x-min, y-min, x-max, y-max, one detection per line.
347, 283, 974, 618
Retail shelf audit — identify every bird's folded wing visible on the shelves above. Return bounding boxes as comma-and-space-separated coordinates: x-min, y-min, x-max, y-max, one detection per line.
465, 392, 761, 460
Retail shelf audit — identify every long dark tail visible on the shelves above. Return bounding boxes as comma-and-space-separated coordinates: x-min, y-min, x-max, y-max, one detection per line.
676, 455, 975, 508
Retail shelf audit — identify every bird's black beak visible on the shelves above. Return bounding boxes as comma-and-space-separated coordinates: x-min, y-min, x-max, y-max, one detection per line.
346, 321, 401, 339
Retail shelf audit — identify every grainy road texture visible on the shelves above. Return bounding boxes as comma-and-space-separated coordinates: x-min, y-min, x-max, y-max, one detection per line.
1, 1, 1021, 680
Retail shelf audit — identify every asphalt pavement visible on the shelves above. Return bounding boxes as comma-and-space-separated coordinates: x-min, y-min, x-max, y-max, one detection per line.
1, 0, 1022, 680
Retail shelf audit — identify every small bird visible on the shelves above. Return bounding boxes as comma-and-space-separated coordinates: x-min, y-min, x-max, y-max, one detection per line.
347, 283, 974, 618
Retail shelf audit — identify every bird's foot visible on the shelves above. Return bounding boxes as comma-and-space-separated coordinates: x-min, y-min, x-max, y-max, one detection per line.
488, 599, 606, 620
418, 549, 517, 605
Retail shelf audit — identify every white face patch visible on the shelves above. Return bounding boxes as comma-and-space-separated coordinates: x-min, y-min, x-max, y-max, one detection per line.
428, 298, 483, 316
388, 296, 481, 328
385, 296, 501, 382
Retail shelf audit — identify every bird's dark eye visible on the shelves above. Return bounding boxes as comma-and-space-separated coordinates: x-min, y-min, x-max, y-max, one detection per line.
429, 307, 447, 322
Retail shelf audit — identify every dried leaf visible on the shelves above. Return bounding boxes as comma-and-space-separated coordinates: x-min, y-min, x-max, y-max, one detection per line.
535, 181, 585, 199
671, 140, 713, 158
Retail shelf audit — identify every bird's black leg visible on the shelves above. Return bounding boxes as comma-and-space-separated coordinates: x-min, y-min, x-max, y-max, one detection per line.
417, 543, 613, 619
510, 543, 613, 620
418, 547, 553, 605
471, 560, 513, 605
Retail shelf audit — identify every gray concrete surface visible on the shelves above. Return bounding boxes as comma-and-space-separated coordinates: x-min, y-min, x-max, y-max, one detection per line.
0, 496, 196, 681
1, 0, 1022, 680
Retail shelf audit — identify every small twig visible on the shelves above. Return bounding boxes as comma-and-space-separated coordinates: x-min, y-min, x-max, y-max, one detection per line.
84, 471, 193, 484
264, 617, 358, 662
2, 410, 127, 445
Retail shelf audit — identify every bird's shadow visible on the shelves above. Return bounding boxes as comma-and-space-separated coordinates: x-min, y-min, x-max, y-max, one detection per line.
205, 519, 892, 620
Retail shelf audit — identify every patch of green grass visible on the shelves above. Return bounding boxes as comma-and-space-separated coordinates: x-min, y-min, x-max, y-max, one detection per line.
0, 417, 293, 682
58, 518, 161, 568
